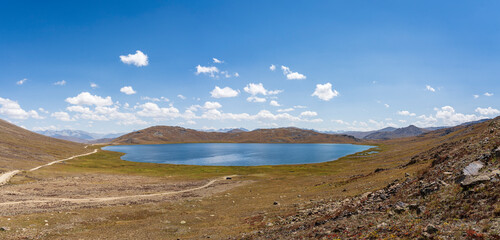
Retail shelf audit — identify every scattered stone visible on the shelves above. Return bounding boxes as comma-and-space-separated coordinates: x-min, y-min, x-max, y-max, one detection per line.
405, 172, 410, 177
266, 222, 274, 227
424, 224, 438, 234
376, 222, 387, 229
273, 201, 280, 206
226, 177, 232, 180
180, 220, 186, 224
494, 146, 500, 157
0, 227, 10, 231
443, 171, 453, 175
463, 161, 484, 176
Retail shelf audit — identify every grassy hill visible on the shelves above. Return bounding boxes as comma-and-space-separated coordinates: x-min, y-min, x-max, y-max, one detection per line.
111, 126, 359, 145
0, 119, 87, 170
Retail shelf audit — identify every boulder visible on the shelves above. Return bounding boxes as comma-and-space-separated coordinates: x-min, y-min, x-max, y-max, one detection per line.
460, 175, 490, 187
424, 224, 438, 234
463, 161, 484, 176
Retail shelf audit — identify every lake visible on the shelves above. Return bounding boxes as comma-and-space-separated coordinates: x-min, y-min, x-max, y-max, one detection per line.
103, 143, 373, 166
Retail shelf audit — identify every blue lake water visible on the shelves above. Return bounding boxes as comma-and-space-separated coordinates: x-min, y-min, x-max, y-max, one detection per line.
103, 143, 373, 166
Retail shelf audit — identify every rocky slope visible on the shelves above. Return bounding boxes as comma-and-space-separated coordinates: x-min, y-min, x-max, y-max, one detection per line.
111, 126, 358, 145
0, 119, 86, 170
241, 117, 500, 239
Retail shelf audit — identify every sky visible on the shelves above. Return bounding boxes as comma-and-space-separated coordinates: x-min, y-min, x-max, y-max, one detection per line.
1, 0, 499, 133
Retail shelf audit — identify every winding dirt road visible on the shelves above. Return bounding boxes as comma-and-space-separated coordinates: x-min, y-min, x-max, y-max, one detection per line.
0, 149, 98, 186
0, 175, 237, 206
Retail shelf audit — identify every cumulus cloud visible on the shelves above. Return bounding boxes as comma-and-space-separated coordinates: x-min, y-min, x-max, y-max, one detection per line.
397, 110, 416, 117
269, 100, 280, 107
484, 92, 494, 97
51, 111, 73, 121
54, 80, 66, 86
384, 104, 390, 108
281, 66, 306, 80
434, 106, 480, 125
90, 82, 98, 88
312, 82, 339, 101
213, 58, 223, 63
210, 86, 239, 98
300, 111, 318, 117
269, 64, 276, 71
196, 65, 219, 77
426, 85, 436, 92
141, 96, 169, 102
177, 94, 186, 100
243, 83, 282, 96
475, 107, 500, 115
474, 95, 479, 99
294, 105, 307, 109
66, 92, 113, 106
203, 101, 222, 109
0, 97, 42, 120
234, 72, 239, 77
120, 86, 137, 95
120, 50, 148, 67
17, 78, 27, 85
137, 102, 180, 119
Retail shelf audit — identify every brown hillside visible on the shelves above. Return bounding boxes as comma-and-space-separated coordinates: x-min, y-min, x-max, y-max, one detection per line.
111, 126, 359, 145
0, 119, 87, 170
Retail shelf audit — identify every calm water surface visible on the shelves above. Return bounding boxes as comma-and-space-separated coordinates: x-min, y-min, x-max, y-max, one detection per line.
103, 143, 373, 166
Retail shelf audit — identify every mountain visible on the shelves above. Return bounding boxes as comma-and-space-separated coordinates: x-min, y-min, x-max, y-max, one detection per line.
0, 119, 87, 170
343, 127, 397, 139
201, 128, 249, 133
363, 125, 429, 140
36, 130, 125, 143
111, 126, 359, 145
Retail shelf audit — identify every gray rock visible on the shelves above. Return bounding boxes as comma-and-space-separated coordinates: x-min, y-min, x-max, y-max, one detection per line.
463, 161, 484, 176
494, 146, 500, 157
460, 175, 490, 187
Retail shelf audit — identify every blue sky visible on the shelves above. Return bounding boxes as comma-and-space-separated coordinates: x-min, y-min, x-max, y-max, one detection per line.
1, 0, 499, 133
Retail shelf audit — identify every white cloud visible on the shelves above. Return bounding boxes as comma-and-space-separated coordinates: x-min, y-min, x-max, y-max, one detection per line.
210, 86, 239, 98
177, 94, 186, 100
269, 100, 280, 107
66, 92, 113, 106
196, 65, 219, 77
54, 80, 66, 86
277, 108, 294, 112
475, 107, 500, 115
51, 111, 73, 121
120, 86, 137, 95
90, 82, 98, 88
17, 78, 27, 85
484, 92, 494, 97
474, 95, 479, 99
384, 104, 390, 108
312, 82, 339, 101
137, 102, 180, 118
294, 105, 307, 109
426, 85, 436, 92
332, 119, 349, 125
213, 58, 223, 63
243, 83, 282, 96
203, 101, 222, 109
270, 64, 276, 71
300, 111, 318, 117
247, 96, 266, 103
0, 97, 42, 120
397, 110, 416, 117
234, 72, 239, 77
434, 106, 480, 125
119, 50, 148, 67
281, 66, 306, 80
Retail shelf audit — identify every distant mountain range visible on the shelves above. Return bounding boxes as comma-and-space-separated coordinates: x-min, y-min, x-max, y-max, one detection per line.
36, 130, 125, 143
201, 128, 249, 133
111, 126, 358, 145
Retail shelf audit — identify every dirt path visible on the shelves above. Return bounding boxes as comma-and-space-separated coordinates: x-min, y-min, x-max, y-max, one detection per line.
0, 175, 237, 206
0, 148, 97, 186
